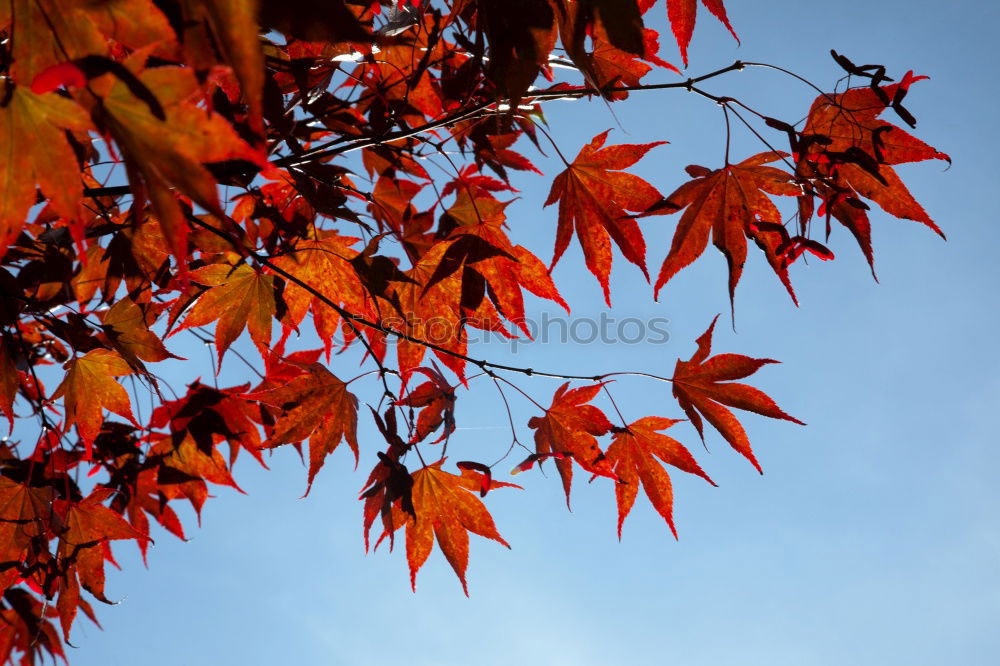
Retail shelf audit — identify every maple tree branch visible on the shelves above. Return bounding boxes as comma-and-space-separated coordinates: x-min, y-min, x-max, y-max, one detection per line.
722, 104, 732, 165
598, 371, 673, 384
80, 61, 772, 203
81, 58, 837, 387
742, 61, 834, 100
487, 374, 522, 457
177, 212, 652, 384
181, 212, 690, 387
80, 60, 781, 200
282, 61, 749, 164
179, 212, 400, 399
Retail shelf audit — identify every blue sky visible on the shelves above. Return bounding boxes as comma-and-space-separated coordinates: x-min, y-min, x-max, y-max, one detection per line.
65, 1, 999, 664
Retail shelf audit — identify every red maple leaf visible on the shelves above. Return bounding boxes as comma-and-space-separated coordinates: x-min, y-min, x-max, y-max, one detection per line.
527, 382, 616, 506
666, 0, 739, 66
375, 460, 513, 595
246, 362, 359, 494
671, 317, 804, 472
644, 152, 801, 305
605, 416, 715, 537
396, 365, 456, 444
799, 74, 950, 266
545, 130, 665, 304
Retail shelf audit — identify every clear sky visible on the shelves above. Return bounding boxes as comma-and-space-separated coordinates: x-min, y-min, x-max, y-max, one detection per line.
65, 1, 999, 664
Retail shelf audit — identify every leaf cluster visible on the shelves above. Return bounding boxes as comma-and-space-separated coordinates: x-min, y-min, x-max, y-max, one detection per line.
0, 0, 947, 661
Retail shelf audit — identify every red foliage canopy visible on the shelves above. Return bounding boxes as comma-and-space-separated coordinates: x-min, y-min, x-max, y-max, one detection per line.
0, 1, 946, 661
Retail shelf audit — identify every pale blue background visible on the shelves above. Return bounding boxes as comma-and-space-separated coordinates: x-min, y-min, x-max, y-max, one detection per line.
64, 1, 998, 664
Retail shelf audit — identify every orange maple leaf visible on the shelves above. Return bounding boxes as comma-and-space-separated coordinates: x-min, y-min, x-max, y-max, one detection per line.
800, 74, 950, 265
0, 85, 93, 256
671, 317, 804, 473
545, 130, 665, 304
605, 416, 714, 538
396, 366, 456, 444
98, 297, 173, 366
527, 382, 615, 506
89, 59, 262, 264
8, 0, 106, 85
53, 487, 147, 633
246, 363, 359, 494
177, 262, 276, 363
377, 460, 512, 595
149, 431, 243, 494
441, 190, 569, 332
270, 233, 368, 347
389, 238, 514, 379
646, 151, 801, 304
52, 350, 136, 457
0, 477, 55, 578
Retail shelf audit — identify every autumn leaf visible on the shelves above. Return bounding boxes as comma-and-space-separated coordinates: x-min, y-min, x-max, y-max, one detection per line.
89, 60, 262, 264
108, 465, 186, 564
0, 589, 66, 666
0, 477, 54, 567
396, 365, 456, 444
545, 130, 665, 304
52, 350, 136, 457
245, 363, 359, 494
389, 239, 513, 379
269, 232, 368, 347
186, 0, 265, 133
376, 460, 512, 595
605, 416, 714, 538
666, 0, 738, 67
558, 2, 677, 98
150, 382, 265, 469
7, 0, 107, 84
82, 0, 177, 55
477, 0, 558, 105
645, 152, 800, 305
0, 85, 93, 256
176, 262, 276, 363
99, 297, 173, 366
52, 486, 149, 634
527, 382, 616, 506
441, 190, 569, 329
148, 431, 239, 519
671, 317, 803, 473
0, 335, 19, 429
360, 416, 414, 553
54, 487, 147, 604
799, 75, 950, 265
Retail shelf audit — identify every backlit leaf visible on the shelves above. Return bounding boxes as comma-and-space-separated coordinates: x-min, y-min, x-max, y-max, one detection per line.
52, 350, 136, 456
377, 461, 512, 595
527, 382, 615, 506
645, 152, 800, 305
605, 416, 714, 538
545, 130, 665, 304
671, 317, 804, 472
246, 363, 359, 494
